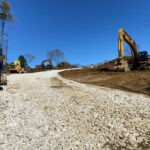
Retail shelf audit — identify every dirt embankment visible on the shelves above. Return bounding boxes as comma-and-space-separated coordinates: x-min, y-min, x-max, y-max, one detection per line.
59, 68, 150, 95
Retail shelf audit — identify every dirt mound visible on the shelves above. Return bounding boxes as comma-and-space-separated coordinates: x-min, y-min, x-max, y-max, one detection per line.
92, 56, 133, 71
26, 68, 51, 73
59, 68, 150, 96
56, 62, 72, 69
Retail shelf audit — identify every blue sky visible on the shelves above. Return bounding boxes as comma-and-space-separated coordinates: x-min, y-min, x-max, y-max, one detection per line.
3, 0, 150, 67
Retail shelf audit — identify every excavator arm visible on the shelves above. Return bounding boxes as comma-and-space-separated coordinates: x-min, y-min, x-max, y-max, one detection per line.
118, 28, 138, 65
41, 59, 52, 67
35, 59, 53, 69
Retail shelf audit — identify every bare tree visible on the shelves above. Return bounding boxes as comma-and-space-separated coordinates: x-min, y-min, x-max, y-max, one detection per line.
124, 44, 141, 56
124, 45, 132, 56
54, 49, 65, 65
46, 50, 55, 63
47, 49, 65, 65
136, 44, 141, 51
25, 54, 35, 65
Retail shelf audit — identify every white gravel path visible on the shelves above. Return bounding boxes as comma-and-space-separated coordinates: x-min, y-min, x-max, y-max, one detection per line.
0, 70, 150, 150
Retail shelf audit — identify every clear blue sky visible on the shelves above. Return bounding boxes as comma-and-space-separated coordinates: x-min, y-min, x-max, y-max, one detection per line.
5, 0, 150, 67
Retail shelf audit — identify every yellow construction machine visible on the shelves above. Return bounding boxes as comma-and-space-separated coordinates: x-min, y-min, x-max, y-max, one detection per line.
10, 61, 26, 73
114, 28, 150, 71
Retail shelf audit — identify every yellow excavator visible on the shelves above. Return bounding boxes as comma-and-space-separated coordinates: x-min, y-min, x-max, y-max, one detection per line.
10, 61, 26, 73
116, 28, 150, 70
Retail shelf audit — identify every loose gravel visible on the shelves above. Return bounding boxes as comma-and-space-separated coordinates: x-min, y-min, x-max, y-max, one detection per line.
0, 70, 150, 150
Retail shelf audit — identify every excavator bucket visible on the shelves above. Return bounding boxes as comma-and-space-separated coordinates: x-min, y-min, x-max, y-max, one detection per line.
113, 58, 130, 72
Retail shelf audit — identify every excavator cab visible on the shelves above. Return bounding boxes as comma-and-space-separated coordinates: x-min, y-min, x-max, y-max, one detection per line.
10, 61, 26, 73
138, 51, 148, 62
10, 61, 20, 72
138, 51, 150, 69
10, 62, 16, 69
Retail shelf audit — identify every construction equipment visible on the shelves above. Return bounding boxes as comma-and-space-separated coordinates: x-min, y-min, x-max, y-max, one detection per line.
0, 48, 7, 85
115, 28, 150, 71
10, 61, 26, 73
138, 51, 150, 69
35, 59, 53, 70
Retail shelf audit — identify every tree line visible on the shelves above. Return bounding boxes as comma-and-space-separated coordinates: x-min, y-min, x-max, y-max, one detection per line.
18, 49, 65, 68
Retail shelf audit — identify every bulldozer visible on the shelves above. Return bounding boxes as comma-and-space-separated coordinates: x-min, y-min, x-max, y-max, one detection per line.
0, 48, 7, 85
113, 28, 150, 71
10, 61, 26, 73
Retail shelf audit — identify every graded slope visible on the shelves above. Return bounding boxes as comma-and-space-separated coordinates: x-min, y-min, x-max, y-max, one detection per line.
60, 69, 150, 95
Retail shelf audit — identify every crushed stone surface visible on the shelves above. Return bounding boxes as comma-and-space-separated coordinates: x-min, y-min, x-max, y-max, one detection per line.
0, 70, 150, 150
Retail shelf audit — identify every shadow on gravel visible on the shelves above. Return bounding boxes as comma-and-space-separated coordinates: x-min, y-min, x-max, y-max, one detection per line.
104, 143, 150, 150
103, 134, 150, 150
50, 77, 71, 89
104, 142, 150, 150
0, 87, 3, 91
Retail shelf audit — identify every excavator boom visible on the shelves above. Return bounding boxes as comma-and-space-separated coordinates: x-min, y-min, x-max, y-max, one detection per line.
118, 28, 138, 65
41, 59, 51, 67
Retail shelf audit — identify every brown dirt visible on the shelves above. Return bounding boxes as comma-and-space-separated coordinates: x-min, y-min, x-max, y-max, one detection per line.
59, 68, 150, 96
56, 62, 72, 69
50, 77, 71, 89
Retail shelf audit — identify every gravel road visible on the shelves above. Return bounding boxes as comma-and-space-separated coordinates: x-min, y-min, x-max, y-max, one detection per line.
0, 70, 150, 150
